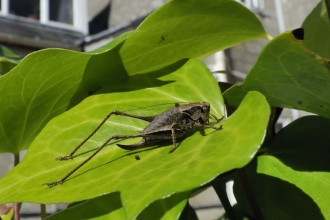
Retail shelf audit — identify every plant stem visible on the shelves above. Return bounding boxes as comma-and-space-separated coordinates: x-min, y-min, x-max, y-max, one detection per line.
40, 204, 46, 219
212, 177, 237, 220
13, 153, 21, 220
13, 203, 20, 220
14, 153, 20, 167
238, 169, 264, 220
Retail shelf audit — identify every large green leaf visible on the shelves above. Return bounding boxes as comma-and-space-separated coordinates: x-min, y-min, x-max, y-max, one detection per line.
0, 0, 266, 154
302, 1, 330, 59
0, 49, 91, 154
119, 0, 267, 74
0, 32, 132, 154
0, 59, 270, 219
223, 29, 330, 118
71, 0, 267, 105
234, 116, 330, 219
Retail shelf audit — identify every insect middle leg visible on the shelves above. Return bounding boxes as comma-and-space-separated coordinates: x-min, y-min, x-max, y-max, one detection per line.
168, 123, 184, 154
56, 110, 157, 161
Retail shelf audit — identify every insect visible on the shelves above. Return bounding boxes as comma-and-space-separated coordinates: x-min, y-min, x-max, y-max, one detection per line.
43, 102, 223, 187
159, 34, 169, 44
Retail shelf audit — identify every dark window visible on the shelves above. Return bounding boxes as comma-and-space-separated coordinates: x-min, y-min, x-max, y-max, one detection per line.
88, 3, 110, 35
49, 0, 73, 24
9, 0, 40, 20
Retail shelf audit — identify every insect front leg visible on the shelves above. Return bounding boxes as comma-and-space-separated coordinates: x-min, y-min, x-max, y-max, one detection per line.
210, 113, 224, 122
56, 110, 158, 161
195, 123, 223, 131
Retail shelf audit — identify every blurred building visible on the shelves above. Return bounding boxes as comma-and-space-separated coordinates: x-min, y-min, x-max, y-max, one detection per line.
0, 0, 320, 219
0, 0, 166, 54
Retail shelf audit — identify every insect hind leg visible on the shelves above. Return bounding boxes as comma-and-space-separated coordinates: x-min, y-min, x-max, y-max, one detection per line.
56, 110, 157, 161
44, 133, 151, 187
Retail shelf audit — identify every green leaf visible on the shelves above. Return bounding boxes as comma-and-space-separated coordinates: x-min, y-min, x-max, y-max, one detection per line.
302, 1, 330, 59
234, 115, 330, 219
71, 0, 267, 104
137, 191, 191, 220
119, 0, 267, 74
0, 44, 23, 76
0, 0, 266, 154
0, 49, 91, 154
223, 29, 330, 118
46, 191, 190, 220
267, 115, 330, 171
0, 32, 131, 154
0, 59, 270, 219
45, 192, 126, 220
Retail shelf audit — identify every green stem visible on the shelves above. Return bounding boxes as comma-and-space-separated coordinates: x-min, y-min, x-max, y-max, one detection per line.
40, 204, 46, 219
14, 153, 20, 166
212, 177, 237, 220
13, 153, 20, 220
238, 169, 264, 220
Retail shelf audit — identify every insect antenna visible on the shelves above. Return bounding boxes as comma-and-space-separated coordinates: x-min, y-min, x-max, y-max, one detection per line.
121, 102, 189, 113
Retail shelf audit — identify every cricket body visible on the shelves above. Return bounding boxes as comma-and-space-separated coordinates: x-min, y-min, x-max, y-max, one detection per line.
43, 102, 223, 187
117, 102, 222, 153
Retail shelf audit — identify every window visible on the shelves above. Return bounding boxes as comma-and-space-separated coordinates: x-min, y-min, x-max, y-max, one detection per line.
49, 0, 73, 24
0, 0, 88, 34
9, 0, 40, 20
8, 0, 73, 24
238, 0, 265, 11
237, 0, 267, 17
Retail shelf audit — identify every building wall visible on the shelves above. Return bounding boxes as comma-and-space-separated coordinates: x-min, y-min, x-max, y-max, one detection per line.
109, 0, 166, 27
87, 0, 111, 22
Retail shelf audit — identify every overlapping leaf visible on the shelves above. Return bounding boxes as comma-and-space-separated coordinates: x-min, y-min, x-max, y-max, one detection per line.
223, 29, 330, 118
119, 0, 267, 74
0, 44, 23, 76
234, 116, 330, 219
0, 49, 91, 154
302, 1, 330, 59
0, 59, 270, 219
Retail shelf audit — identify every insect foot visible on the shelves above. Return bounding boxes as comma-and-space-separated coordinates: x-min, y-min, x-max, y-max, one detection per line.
42, 180, 63, 187
217, 125, 223, 130
55, 155, 72, 161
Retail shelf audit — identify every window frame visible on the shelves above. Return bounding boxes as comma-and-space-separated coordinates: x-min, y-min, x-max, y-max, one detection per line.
0, 0, 88, 34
